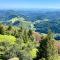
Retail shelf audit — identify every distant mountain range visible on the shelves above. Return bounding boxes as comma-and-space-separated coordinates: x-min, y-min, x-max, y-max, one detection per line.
0, 9, 60, 34
0, 9, 60, 21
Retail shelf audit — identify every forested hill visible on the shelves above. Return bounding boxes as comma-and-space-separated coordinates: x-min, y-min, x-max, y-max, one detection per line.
0, 10, 60, 34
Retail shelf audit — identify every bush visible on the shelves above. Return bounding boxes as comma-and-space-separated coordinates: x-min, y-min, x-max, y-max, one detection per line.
29, 48, 38, 58
0, 35, 16, 44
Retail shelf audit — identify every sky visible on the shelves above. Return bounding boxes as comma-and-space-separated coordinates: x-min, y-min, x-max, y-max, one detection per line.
0, 0, 60, 9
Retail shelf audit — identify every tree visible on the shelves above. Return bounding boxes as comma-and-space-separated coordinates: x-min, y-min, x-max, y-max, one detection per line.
0, 24, 4, 34
36, 31, 58, 60
7, 26, 12, 30
28, 29, 32, 37
46, 31, 58, 60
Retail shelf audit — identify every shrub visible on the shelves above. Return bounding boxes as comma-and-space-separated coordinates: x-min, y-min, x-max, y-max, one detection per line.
0, 35, 16, 44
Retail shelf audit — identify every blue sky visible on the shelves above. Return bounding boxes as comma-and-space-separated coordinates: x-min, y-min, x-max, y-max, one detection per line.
0, 0, 60, 9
